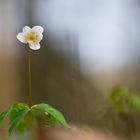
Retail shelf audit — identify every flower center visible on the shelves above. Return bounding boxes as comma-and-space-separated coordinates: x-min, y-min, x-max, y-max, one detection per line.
25, 32, 39, 42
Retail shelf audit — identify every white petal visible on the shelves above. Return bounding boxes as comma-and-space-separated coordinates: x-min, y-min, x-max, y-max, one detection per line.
29, 43, 41, 50
32, 26, 44, 34
17, 33, 27, 43
23, 26, 31, 33
38, 34, 43, 42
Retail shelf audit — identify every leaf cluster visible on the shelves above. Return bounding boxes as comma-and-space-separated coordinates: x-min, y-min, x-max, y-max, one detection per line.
110, 86, 140, 112
0, 103, 69, 135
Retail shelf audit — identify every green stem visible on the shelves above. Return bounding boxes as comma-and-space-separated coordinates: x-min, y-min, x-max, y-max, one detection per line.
28, 48, 32, 106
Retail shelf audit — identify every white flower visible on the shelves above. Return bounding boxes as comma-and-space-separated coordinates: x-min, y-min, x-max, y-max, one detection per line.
17, 26, 44, 50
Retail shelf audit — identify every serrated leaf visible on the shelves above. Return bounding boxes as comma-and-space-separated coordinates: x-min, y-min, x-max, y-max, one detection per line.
8, 109, 29, 135
11, 103, 29, 111
35, 112, 59, 126
0, 107, 12, 124
9, 103, 29, 121
8, 103, 30, 135
32, 103, 69, 127
0, 102, 69, 135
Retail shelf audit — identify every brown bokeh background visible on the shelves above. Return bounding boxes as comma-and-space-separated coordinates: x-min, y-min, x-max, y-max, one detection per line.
1, 0, 140, 136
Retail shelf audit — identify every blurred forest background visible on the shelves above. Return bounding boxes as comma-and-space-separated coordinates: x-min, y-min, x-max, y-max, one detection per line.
1, 0, 140, 136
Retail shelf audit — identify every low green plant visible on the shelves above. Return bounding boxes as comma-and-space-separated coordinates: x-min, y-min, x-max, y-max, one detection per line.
110, 86, 140, 112
106, 86, 140, 135
102, 86, 140, 136
0, 103, 68, 135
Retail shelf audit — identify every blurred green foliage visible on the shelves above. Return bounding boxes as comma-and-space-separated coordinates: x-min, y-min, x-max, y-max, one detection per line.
110, 86, 140, 112
102, 86, 140, 136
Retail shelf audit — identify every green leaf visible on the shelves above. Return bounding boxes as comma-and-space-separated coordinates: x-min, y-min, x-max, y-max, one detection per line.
114, 102, 128, 112
31, 103, 69, 127
8, 103, 30, 135
110, 86, 129, 102
110, 86, 130, 112
8, 109, 29, 135
128, 94, 140, 110
12, 103, 29, 110
34, 111, 59, 126
0, 107, 12, 124
9, 104, 28, 127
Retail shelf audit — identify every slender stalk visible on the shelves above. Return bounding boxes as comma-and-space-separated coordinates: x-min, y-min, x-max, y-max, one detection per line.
28, 48, 32, 106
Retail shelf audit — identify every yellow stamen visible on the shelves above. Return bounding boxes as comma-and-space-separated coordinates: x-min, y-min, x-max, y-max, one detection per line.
25, 32, 39, 42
